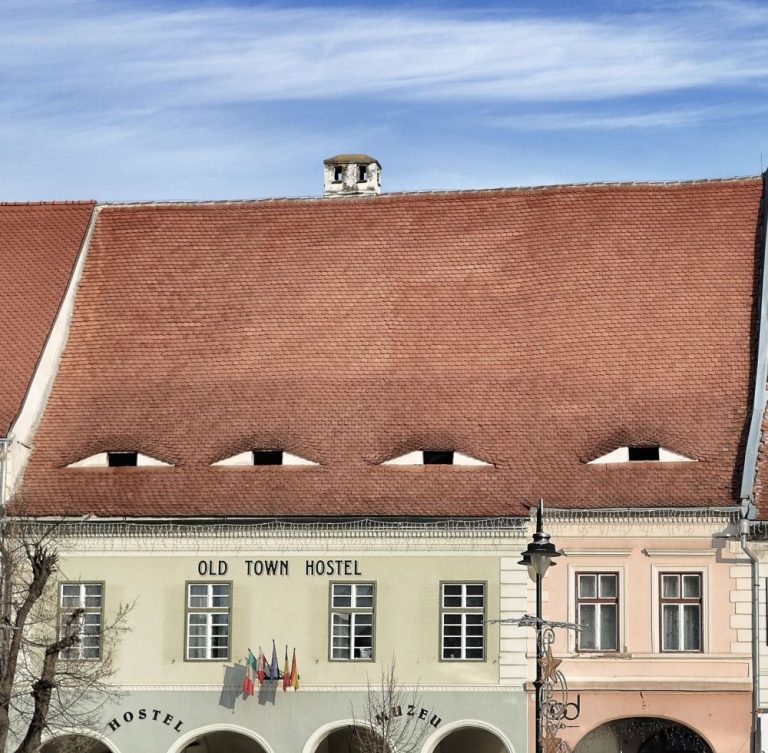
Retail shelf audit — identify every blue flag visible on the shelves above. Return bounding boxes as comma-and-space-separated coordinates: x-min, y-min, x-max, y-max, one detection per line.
269, 639, 279, 680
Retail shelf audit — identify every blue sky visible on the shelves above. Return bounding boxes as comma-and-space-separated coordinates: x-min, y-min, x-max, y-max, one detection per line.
3, 0, 768, 200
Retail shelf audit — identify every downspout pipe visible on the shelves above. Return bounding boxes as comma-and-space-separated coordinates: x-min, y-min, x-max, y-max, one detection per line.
0, 437, 8, 508
741, 518, 761, 753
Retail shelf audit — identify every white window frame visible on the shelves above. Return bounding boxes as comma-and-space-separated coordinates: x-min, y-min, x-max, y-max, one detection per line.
329, 582, 375, 661
58, 582, 103, 660
440, 582, 486, 661
650, 564, 708, 654
566, 560, 628, 654
575, 572, 619, 652
659, 572, 703, 653
185, 582, 232, 661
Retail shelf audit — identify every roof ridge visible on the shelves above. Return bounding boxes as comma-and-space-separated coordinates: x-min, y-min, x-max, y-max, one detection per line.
0, 200, 96, 207
96, 174, 762, 208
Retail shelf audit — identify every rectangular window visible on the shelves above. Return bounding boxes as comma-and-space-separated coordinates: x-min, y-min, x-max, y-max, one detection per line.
59, 582, 103, 659
330, 583, 375, 660
441, 582, 485, 660
660, 573, 702, 652
186, 582, 231, 661
576, 573, 619, 652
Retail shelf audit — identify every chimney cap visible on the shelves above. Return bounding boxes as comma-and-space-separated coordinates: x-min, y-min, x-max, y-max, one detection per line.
323, 153, 381, 167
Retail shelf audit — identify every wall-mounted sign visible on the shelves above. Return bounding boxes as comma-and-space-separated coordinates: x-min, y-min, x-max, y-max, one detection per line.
374, 705, 442, 729
107, 708, 184, 734
196, 559, 364, 577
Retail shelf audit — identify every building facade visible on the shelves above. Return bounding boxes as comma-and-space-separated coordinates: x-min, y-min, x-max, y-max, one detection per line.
1, 160, 765, 753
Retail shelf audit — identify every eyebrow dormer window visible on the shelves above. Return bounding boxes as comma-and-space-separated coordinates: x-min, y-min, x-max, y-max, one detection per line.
587, 445, 696, 464
211, 449, 318, 466
108, 452, 137, 467
382, 450, 491, 466
66, 452, 172, 468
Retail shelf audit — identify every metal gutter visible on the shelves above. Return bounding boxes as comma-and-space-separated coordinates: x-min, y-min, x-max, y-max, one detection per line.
740, 170, 768, 753
740, 169, 768, 510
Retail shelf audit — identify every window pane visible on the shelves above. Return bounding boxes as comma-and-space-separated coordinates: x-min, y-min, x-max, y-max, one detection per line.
211, 584, 230, 607
332, 584, 352, 608
600, 605, 617, 650
443, 584, 462, 607
578, 575, 596, 599
599, 575, 617, 599
683, 605, 701, 650
188, 584, 209, 608
682, 575, 700, 599
61, 585, 82, 609
662, 575, 679, 599
579, 605, 596, 650
663, 605, 680, 650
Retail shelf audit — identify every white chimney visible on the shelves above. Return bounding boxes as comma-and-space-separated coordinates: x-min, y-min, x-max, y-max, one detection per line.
323, 154, 381, 197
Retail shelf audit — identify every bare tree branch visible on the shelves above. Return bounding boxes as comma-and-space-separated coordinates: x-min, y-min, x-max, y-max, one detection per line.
0, 514, 132, 753
352, 658, 430, 753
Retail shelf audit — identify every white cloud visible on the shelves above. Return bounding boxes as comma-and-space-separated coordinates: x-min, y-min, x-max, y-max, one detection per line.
491, 103, 768, 131
2, 0, 768, 111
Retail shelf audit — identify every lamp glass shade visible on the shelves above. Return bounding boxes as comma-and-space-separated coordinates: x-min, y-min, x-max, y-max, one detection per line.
530, 551, 552, 578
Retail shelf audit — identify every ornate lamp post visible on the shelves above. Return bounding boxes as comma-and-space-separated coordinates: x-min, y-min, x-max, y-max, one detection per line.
519, 499, 561, 753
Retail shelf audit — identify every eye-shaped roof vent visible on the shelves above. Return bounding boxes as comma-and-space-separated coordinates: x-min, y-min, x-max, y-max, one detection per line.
67, 451, 172, 468
211, 450, 318, 466
382, 450, 491, 466
587, 445, 696, 464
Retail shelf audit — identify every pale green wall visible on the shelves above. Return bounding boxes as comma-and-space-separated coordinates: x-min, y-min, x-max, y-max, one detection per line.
57, 549, 504, 687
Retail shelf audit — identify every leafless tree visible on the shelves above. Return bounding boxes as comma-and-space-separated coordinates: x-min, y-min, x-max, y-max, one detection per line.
0, 517, 131, 753
352, 659, 430, 753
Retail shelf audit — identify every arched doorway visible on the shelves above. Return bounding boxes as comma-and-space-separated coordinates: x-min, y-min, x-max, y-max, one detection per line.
41, 734, 113, 753
313, 724, 390, 753
574, 717, 713, 753
432, 725, 509, 753
179, 730, 270, 753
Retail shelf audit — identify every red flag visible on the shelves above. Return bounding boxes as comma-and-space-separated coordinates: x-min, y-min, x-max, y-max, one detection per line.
257, 647, 267, 685
291, 648, 299, 691
283, 645, 291, 691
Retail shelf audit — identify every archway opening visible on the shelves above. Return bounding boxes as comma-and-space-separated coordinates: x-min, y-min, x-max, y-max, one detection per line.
180, 731, 269, 753
433, 726, 509, 753
574, 717, 712, 753
313, 724, 391, 753
41, 734, 111, 753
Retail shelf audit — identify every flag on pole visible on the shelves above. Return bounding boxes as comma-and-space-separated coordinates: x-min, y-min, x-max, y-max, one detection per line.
291, 648, 299, 691
257, 646, 267, 685
283, 645, 291, 691
242, 650, 258, 696
269, 640, 279, 680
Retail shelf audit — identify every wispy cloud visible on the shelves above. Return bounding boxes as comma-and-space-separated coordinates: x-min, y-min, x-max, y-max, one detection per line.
2, 0, 768, 198
3, 0, 768, 110
491, 102, 768, 131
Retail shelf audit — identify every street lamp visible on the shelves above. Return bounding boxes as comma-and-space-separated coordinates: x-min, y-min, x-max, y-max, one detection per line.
519, 499, 561, 753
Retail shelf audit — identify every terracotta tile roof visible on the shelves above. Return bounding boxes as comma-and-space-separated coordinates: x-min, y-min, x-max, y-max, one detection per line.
0, 202, 95, 434
15, 179, 762, 517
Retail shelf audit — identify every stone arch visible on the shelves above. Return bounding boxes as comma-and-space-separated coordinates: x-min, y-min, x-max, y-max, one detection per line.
166, 723, 274, 753
40, 732, 121, 753
423, 719, 514, 753
574, 716, 713, 753
302, 719, 390, 753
